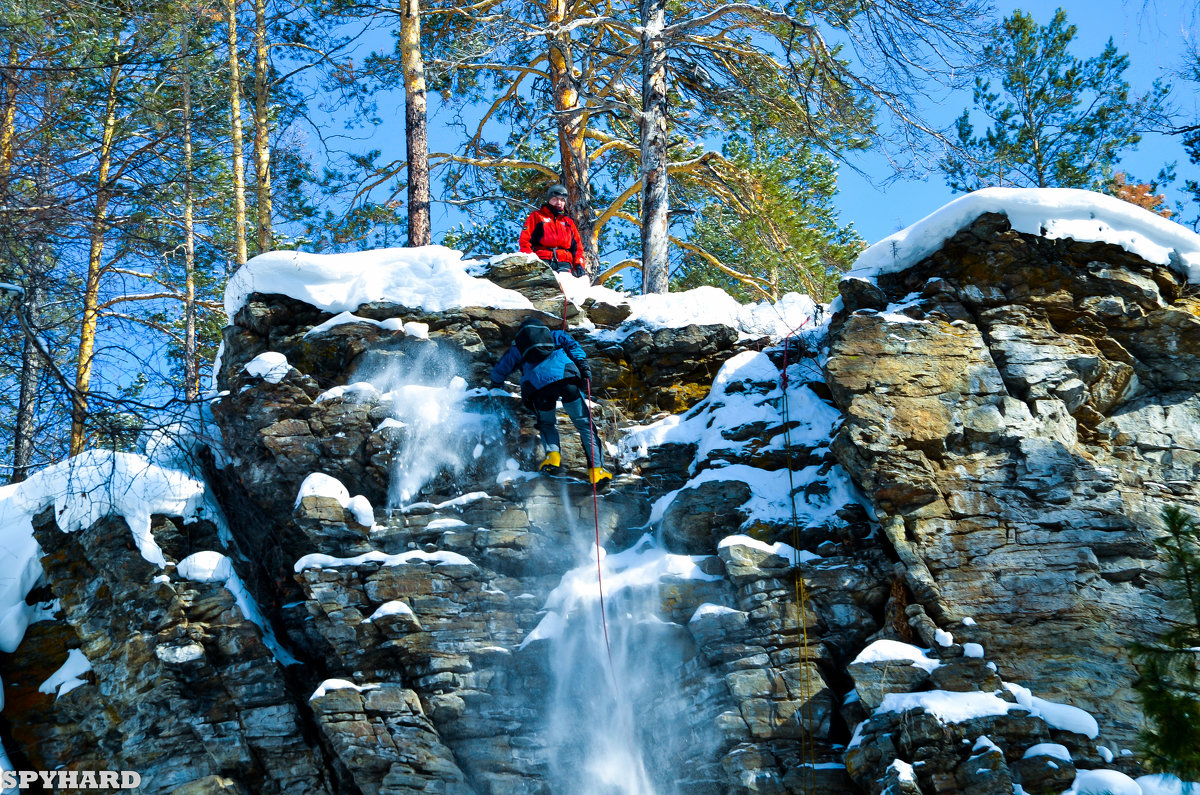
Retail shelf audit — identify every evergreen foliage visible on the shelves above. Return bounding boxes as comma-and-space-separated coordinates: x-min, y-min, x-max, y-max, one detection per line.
942, 8, 1169, 192
673, 139, 863, 302
1131, 504, 1200, 781
0, 0, 335, 472
1180, 52, 1200, 232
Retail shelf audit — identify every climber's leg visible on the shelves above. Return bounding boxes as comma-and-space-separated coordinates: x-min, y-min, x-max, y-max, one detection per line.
560, 384, 603, 469
531, 388, 562, 469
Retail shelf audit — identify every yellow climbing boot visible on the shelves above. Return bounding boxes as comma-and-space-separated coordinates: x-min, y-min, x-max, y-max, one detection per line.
539, 451, 562, 471
587, 467, 613, 485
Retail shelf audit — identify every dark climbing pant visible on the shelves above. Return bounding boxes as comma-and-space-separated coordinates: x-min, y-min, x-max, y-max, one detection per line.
531, 381, 603, 468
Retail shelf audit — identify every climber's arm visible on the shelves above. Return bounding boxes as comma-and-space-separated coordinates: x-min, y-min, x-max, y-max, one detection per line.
491, 346, 522, 385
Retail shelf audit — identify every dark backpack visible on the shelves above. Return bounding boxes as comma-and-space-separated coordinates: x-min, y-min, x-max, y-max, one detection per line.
515, 322, 556, 366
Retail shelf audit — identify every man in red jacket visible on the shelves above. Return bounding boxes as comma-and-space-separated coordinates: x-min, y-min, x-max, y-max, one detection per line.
519, 184, 587, 278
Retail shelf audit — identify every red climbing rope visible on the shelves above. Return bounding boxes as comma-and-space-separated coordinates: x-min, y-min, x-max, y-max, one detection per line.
554, 273, 570, 331
584, 376, 618, 685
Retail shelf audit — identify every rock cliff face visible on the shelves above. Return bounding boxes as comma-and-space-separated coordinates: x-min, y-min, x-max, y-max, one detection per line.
0, 206, 1197, 795
827, 213, 1200, 793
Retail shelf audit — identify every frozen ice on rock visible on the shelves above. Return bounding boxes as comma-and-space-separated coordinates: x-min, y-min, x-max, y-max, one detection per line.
315, 382, 381, 404
848, 187, 1200, 283
877, 690, 1017, 723
364, 601, 415, 623
621, 349, 832, 456
294, 473, 375, 527
934, 628, 954, 646
177, 550, 233, 581
972, 736, 1001, 754
303, 311, 432, 339
304, 311, 390, 337
38, 649, 92, 700
344, 495, 375, 527
648, 463, 855, 531
1023, 743, 1071, 761
243, 351, 291, 383
178, 551, 300, 665
310, 679, 379, 700
852, 640, 942, 673
718, 534, 818, 565
688, 603, 742, 623
0, 450, 210, 655
295, 472, 351, 506
225, 246, 533, 319
889, 760, 916, 782
1003, 682, 1099, 738
0, 451, 210, 648
294, 549, 476, 572
1065, 768, 1141, 795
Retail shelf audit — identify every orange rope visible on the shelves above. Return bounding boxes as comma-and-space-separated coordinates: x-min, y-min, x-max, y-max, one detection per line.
782, 325, 817, 795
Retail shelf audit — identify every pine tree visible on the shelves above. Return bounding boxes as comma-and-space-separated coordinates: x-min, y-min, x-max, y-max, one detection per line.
942, 8, 1169, 192
1179, 52, 1200, 232
1131, 504, 1200, 780
673, 139, 863, 302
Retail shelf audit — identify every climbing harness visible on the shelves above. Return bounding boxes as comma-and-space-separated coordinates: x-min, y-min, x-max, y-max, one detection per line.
781, 322, 819, 795
584, 376, 618, 686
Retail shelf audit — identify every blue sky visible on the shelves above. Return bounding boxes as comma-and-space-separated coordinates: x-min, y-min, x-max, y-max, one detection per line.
837, 0, 1198, 243
327, 1, 1199, 255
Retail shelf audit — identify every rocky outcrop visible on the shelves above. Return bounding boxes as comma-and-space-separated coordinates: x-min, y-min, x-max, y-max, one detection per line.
826, 213, 1200, 792
4, 209, 1197, 795
1, 254, 884, 794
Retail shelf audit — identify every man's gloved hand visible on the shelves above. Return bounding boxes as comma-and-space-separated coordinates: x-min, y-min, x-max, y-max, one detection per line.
580, 363, 592, 382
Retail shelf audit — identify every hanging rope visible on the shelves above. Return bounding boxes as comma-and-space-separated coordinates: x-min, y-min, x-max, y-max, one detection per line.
781, 324, 818, 795
554, 272, 570, 331
551, 281, 616, 687
584, 376, 618, 687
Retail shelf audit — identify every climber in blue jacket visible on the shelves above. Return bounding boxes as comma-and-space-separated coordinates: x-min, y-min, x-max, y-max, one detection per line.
491, 316, 612, 486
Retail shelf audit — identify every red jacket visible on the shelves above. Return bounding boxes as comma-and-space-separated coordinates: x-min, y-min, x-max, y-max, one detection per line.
519, 205, 585, 267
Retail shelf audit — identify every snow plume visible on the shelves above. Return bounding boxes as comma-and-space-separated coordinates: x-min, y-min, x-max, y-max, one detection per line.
353, 340, 506, 507
523, 531, 726, 794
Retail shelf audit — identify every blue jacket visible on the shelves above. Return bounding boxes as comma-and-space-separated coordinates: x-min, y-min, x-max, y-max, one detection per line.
491, 330, 587, 391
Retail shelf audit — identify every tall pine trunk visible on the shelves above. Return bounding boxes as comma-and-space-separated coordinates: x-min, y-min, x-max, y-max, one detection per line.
227, 0, 249, 266
546, 0, 597, 272
71, 59, 122, 455
639, 0, 669, 294
0, 42, 16, 178
13, 263, 44, 481
10, 73, 48, 481
400, 0, 430, 246
252, 0, 273, 254
182, 22, 199, 400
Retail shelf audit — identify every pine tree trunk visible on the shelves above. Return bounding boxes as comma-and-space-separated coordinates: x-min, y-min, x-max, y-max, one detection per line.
13, 262, 44, 482
639, 0, 669, 294
227, 0, 249, 266
71, 59, 122, 455
546, 0, 597, 272
252, 0, 272, 254
3, 42, 38, 480
0, 42, 17, 181
182, 22, 199, 400
400, 0, 431, 246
